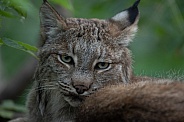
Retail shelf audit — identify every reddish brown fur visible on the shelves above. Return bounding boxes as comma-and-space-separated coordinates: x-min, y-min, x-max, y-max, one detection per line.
77, 81, 184, 122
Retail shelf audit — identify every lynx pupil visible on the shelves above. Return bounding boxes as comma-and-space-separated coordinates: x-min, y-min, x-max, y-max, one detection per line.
96, 62, 110, 70
60, 55, 73, 64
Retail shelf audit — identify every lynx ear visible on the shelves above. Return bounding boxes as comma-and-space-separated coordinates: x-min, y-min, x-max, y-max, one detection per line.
110, 0, 140, 46
40, 0, 67, 44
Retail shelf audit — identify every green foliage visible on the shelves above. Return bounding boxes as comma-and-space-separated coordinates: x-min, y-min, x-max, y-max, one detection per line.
1, 38, 38, 59
0, 100, 26, 119
0, 10, 16, 18
0, 39, 3, 46
0, 0, 38, 63
0, 0, 27, 18
51, 0, 73, 12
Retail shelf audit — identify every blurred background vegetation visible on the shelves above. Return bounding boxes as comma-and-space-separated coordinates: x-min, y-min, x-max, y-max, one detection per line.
0, 0, 184, 121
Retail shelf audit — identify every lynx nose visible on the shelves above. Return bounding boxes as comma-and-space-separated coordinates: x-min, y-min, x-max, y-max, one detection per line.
74, 85, 88, 94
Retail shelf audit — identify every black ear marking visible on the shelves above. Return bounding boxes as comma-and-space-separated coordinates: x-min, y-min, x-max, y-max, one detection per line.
133, 0, 141, 8
109, 0, 140, 46
127, 0, 140, 24
43, 0, 47, 3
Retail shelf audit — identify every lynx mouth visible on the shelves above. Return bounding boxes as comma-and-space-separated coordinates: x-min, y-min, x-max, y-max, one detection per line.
63, 94, 85, 107
66, 94, 84, 101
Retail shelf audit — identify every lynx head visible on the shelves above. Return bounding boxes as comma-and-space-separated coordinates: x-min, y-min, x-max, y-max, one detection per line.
36, 0, 140, 108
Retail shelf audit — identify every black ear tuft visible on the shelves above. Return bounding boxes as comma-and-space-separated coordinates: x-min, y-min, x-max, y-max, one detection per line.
133, 0, 141, 8
43, 0, 47, 3
111, 0, 140, 28
109, 0, 140, 46
127, 0, 140, 24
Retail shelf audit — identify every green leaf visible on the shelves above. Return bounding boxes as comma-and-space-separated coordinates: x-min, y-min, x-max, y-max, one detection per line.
2, 38, 38, 60
0, 0, 27, 18
0, 10, 16, 18
0, 100, 26, 112
0, 100, 26, 119
0, 109, 13, 119
10, 2, 27, 18
0, 38, 4, 46
17, 41, 38, 52
51, 0, 73, 12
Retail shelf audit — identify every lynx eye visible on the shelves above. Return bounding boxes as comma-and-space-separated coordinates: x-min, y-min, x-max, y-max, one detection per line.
95, 62, 110, 70
58, 55, 74, 65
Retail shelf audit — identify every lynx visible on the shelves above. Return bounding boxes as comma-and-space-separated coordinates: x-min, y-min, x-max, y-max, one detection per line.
25, 0, 140, 121
9, 0, 184, 122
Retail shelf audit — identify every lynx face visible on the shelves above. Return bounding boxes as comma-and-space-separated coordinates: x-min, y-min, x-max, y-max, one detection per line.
27, 1, 140, 121
34, 0, 139, 110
